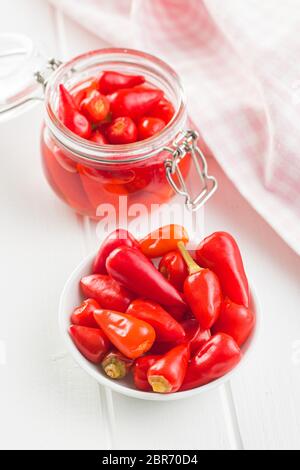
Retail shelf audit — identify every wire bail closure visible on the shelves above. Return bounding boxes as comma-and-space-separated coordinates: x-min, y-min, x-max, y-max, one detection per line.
34, 58, 62, 90
0, 57, 62, 116
164, 130, 217, 211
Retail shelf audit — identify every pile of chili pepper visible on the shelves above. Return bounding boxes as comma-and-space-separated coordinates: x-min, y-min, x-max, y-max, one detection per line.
58, 70, 175, 144
69, 225, 255, 394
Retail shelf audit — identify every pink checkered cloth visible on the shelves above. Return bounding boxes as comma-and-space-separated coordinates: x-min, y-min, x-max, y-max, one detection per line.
49, 0, 300, 255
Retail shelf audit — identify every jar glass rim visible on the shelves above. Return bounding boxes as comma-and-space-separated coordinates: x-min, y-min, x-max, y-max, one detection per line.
44, 47, 187, 164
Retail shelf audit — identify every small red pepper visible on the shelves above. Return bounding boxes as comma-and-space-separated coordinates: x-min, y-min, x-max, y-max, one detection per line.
126, 299, 186, 343
90, 129, 108, 144
99, 71, 145, 95
92, 229, 139, 275
72, 77, 99, 108
101, 350, 134, 379
110, 87, 163, 120
106, 246, 187, 320
93, 309, 156, 359
180, 318, 211, 355
133, 355, 161, 391
147, 344, 190, 393
124, 167, 152, 193
71, 298, 100, 328
80, 274, 134, 312
178, 242, 222, 329
159, 250, 188, 291
80, 90, 110, 123
149, 341, 175, 355
181, 333, 242, 390
149, 324, 207, 355
106, 116, 138, 144
196, 232, 249, 307
138, 117, 165, 140
150, 98, 175, 124
69, 325, 110, 364
212, 298, 255, 347
140, 224, 189, 259
58, 84, 92, 139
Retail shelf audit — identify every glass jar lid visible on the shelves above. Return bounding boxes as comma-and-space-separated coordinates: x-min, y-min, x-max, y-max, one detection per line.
0, 33, 47, 121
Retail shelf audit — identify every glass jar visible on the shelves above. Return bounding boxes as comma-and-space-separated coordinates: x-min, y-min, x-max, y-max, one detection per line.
0, 38, 217, 219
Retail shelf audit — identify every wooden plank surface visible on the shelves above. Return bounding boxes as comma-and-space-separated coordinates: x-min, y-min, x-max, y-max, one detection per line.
205, 157, 300, 450
61, 13, 237, 451
1, 0, 300, 450
0, 0, 107, 450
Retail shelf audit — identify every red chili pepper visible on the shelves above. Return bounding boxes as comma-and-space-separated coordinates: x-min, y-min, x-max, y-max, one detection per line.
93, 309, 156, 359
110, 87, 163, 120
101, 350, 134, 379
99, 71, 145, 95
147, 344, 190, 393
178, 242, 222, 329
93, 229, 139, 275
106, 246, 187, 320
71, 298, 100, 328
159, 250, 188, 291
138, 117, 165, 140
80, 90, 110, 123
196, 232, 249, 308
140, 224, 189, 259
77, 164, 129, 209
80, 274, 134, 312
89, 129, 108, 144
58, 84, 92, 139
149, 341, 175, 355
180, 318, 211, 355
124, 167, 152, 193
72, 77, 99, 108
42, 143, 92, 214
150, 98, 175, 124
69, 325, 110, 364
126, 299, 186, 343
212, 297, 255, 347
181, 333, 242, 390
133, 355, 161, 391
106, 117, 138, 144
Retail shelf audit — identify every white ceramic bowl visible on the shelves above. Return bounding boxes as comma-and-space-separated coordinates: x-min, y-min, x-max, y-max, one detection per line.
59, 251, 260, 401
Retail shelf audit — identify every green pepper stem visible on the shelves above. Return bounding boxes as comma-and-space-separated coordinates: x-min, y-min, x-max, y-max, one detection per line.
102, 355, 128, 379
177, 241, 202, 275
148, 375, 172, 393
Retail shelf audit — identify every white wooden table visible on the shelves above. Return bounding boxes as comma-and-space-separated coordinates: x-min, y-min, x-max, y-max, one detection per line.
1, 0, 300, 450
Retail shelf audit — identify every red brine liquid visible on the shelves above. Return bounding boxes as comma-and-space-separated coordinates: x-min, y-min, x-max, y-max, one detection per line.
41, 72, 191, 218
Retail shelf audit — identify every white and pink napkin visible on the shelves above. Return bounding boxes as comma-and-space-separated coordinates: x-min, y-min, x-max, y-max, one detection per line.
49, 0, 300, 255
